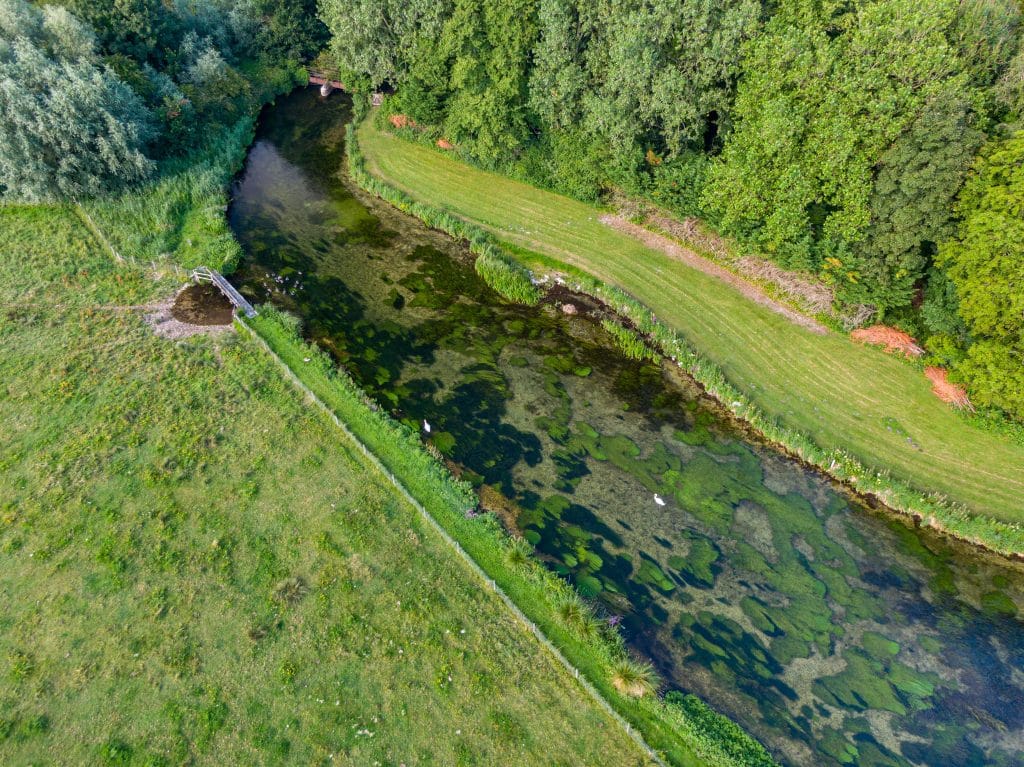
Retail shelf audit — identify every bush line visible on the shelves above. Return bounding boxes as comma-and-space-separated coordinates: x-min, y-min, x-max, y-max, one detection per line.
350, 117, 1024, 560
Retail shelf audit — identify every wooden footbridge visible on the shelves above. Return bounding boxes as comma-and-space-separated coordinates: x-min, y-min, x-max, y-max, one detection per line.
192, 266, 257, 318
308, 68, 345, 95
308, 67, 384, 104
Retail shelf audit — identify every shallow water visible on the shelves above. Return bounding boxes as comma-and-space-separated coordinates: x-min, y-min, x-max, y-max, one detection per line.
229, 88, 1024, 767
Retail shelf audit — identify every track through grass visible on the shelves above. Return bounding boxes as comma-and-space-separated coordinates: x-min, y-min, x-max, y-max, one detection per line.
357, 120, 1024, 525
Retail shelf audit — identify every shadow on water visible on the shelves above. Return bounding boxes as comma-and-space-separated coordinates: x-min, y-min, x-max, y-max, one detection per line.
229, 88, 1024, 767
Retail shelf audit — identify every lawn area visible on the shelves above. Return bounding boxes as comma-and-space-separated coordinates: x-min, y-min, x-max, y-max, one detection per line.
358, 120, 1024, 527
0, 205, 653, 766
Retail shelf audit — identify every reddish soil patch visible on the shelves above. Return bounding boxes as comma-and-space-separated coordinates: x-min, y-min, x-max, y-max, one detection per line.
925, 366, 974, 410
436, 138, 454, 150
389, 114, 417, 129
850, 325, 924, 357
600, 214, 829, 334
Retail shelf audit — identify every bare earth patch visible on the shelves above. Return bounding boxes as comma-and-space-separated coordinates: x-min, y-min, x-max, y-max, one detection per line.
599, 214, 829, 334
850, 325, 924, 357
925, 366, 974, 410
145, 285, 234, 340
651, 213, 837, 316
388, 113, 417, 129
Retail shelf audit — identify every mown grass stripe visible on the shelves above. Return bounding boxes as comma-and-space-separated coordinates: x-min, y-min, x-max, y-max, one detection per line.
358, 120, 1024, 525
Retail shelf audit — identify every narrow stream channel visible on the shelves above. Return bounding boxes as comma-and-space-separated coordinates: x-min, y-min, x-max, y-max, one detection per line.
229, 88, 1024, 767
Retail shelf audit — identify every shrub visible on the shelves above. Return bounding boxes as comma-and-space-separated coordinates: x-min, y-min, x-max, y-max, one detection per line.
664, 692, 776, 767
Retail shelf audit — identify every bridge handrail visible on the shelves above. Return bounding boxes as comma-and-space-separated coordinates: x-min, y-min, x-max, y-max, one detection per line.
190, 266, 257, 318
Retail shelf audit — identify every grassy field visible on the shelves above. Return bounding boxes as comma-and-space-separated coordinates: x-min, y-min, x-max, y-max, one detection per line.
0, 204, 654, 766
357, 120, 1024, 526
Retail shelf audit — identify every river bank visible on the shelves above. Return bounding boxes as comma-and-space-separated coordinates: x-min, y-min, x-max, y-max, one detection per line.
354, 109, 1024, 559
227, 88, 1024, 767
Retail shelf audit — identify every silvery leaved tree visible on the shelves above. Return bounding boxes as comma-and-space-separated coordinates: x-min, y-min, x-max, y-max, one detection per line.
0, 0, 154, 201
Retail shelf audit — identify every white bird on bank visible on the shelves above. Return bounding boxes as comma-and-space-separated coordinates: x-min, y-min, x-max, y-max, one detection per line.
653, 494, 666, 506
422, 420, 431, 434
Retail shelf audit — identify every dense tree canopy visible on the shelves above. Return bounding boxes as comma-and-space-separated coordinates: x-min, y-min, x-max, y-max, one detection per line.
704, 3, 984, 282
319, 0, 1024, 419
0, 0, 154, 200
939, 132, 1024, 415
0, 0, 324, 200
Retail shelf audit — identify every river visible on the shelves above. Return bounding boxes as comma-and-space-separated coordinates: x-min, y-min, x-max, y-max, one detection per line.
228, 88, 1024, 767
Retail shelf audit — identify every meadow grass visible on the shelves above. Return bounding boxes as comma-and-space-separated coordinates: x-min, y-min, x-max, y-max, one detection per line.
356, 118, 1024, 532
0, 204, 659, 766
243, 305, 776, 767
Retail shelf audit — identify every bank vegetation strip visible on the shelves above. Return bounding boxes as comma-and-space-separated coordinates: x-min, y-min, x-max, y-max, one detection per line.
241, 306, 776, 767
354, 115, 1024, 553
0, 205, 658, 766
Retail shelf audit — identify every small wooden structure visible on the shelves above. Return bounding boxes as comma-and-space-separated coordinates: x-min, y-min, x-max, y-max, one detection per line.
308, 68, 344, 95
192, 266, 257, 318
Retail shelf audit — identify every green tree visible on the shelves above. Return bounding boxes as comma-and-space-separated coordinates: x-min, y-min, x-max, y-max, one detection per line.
229, 0, 328, 62
317, 0, 451, 86
58, 0, 171, 61
703, 0, 981, 291
842, 86, 985, 310
939, 131, 1024, 417
438, 0, 538, 163
528, 0, 596, 132
587, 0, 760, 160
0, 0, 154, 201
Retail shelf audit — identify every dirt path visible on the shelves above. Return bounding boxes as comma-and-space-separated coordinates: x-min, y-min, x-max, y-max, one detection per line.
599, 214, 830, 335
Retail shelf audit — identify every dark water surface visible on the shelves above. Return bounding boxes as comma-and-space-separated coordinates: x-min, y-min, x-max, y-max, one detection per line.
229, 88, 1024, 767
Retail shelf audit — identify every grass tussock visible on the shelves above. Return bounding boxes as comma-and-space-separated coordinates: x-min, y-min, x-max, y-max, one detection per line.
611, 658, 660, 699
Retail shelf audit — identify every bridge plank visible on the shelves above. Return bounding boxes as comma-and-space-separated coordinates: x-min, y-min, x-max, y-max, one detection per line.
192, 266, 257, 318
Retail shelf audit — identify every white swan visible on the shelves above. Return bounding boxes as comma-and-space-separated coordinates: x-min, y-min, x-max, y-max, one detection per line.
653, 494, 666, 506
422, 420, 431, 433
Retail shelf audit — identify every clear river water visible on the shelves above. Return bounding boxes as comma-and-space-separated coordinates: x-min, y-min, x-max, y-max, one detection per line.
228, 88, 1024, 767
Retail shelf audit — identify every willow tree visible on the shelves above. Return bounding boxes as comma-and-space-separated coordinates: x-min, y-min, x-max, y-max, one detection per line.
0, 0, 154, 201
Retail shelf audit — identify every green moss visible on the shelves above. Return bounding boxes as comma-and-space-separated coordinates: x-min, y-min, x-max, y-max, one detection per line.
860, 632, 900, 661
888, 662, 937, 701
431, 431, 457, 454
981, 590, 1018, 617
636, 558, 676, 593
